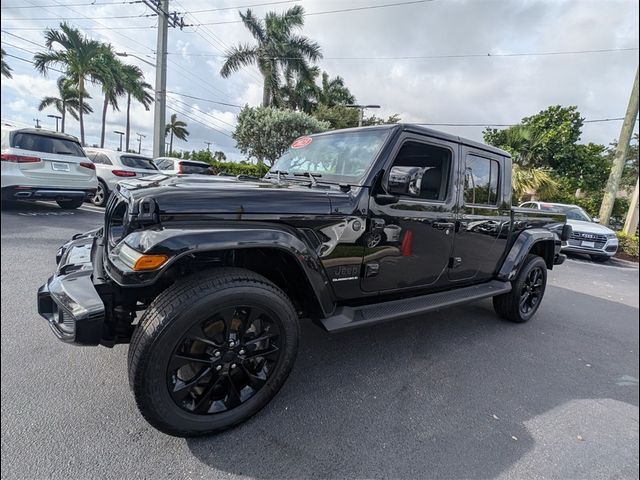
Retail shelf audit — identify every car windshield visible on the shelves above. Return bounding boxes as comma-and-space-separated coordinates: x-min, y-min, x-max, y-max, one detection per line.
120, 155, 157, 170
11, 132, 85, 157
269, 129, 391, 184
539, 204, 592, 222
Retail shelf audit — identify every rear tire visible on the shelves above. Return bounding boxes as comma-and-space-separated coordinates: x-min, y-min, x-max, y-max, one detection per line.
128, 268, 299, 437
56, 198, 84, 209
493, 254, 547, 323
91, 180, 109, 207
590, 254, 610, 263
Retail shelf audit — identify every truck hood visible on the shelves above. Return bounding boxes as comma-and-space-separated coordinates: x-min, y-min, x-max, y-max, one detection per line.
118, 174, 356, 215
567, 219, 615, 235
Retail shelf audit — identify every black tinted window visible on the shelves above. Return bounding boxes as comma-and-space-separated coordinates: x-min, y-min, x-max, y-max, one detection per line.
391, 141, 451, 201
155, 159, 173, 169
89, 152, 113, 165
180, 162, 212, 174
464, 155, 499, 205
120, 155, 157, 170
12, 132, 85, 157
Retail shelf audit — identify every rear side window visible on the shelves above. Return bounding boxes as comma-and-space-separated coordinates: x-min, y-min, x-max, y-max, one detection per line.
120, 155, 157, 170
155, 159, 173, 169
179, 161, 212, 174
11, 132, 85, 157
464, 155, 499, 205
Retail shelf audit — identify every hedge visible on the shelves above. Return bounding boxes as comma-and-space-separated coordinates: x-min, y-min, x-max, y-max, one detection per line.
616, 232, 639, 259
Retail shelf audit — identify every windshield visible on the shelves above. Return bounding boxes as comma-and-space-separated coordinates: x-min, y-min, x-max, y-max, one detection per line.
539, 204, 592, 222
269, 129, 391, 184
180, 161, 212, 174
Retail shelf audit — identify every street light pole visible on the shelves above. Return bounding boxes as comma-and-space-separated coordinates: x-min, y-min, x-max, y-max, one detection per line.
33, 118, 41, 129
47, 114, 62, 132
346, 104, 381, 127
204, 141, 213, 152
114, 130, 125, 151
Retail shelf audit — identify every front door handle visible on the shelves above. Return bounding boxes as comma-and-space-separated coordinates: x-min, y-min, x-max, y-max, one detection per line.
433, 222, 455, 230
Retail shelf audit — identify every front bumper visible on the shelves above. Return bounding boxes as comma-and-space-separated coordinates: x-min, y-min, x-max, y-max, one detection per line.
37, 234, 106, 345
562, 239, 618, 257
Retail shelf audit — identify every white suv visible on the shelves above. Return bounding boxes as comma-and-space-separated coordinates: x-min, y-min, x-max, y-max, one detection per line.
84, 148, 159, 207
153, 157, 213, 175
1, 125, 97, 209
520, 201, 619, 262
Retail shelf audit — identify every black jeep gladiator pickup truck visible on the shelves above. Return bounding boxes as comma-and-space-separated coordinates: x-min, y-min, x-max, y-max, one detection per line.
38, 124, 570, 436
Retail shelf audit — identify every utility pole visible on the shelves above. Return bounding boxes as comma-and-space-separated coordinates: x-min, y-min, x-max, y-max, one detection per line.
33, 118, 41, 129
204, 141, 213, 152
114, 130, 125, 151
599, 66, 639, 226
144, 0, 186, 158
152, 0, 169, 159
623, 177, 639, 235
136, 132, 146, 154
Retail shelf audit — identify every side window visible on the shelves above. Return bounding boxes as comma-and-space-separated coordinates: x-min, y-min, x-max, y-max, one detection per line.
391, 141, 451, 201
464, 155, 499, 205
95, 153, 113, 165
86, 152, 98, 161
520, 202, 533, 208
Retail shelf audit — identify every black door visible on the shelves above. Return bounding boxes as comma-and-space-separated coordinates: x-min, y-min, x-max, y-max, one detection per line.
361, 135, 458, 293
449, 147, 512, 282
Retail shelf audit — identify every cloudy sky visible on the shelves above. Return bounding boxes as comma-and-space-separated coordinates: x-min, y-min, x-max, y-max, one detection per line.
1, 0, 638, 160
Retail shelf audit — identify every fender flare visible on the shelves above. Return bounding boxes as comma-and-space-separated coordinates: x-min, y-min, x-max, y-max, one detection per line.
105, 224, 336, 316
497, 228, 559, 281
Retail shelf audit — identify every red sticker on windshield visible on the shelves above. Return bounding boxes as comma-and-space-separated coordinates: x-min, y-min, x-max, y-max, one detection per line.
291, 136, 312, 148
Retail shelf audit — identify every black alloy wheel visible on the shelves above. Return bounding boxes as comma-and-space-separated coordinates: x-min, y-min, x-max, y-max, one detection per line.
519, 266, 544, 316
493, 254, 547, 323
167, 305, 281, 415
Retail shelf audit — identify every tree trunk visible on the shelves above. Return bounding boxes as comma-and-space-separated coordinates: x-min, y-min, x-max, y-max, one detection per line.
169, 130, 174, 154
125, 93, 131, 152
100, 93, 108, 148
61, 100, 66, 133
262, 76, 270, 107
78, 75, 85, 146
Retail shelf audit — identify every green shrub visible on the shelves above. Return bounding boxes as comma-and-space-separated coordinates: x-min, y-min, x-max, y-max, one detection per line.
209, 161, 265, 177
616, 232, 639, 258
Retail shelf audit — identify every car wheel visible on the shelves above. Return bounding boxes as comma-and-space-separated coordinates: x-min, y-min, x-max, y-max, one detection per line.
590, 254, 610, 263
91, 180, 109, 207
364, 232, 386, 248
56, 198, 84, 209
493, 254, 547, 323
128, 268, 299, 437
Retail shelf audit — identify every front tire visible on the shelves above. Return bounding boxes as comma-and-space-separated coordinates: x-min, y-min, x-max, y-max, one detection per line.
56, 198, 84, 209
493, 254, 547, 323
128, 268, 299, 437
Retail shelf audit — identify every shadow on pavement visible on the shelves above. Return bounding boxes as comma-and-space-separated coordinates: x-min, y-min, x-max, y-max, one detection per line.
186, 286, 639, 479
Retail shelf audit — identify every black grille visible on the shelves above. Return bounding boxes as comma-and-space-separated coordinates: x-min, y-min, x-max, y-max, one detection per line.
570, 231, 608, 243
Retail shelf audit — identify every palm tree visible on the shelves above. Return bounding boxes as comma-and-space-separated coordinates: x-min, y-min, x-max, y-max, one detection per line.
38, 76, 93, 133
121, 64, 153, 152
276, 66, 320, 113
317, 71, 354, 107
94, 46, 125, 148
165, 113, 189, 154
1, 48, 12, 78
512, 163, 557, 203
34, 22, 104, 145
220, 6, 322, 107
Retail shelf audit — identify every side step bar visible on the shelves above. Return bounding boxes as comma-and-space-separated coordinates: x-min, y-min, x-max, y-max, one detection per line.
321, 280, 512, 333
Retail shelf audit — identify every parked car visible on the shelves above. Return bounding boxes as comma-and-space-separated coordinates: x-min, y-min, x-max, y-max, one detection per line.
519, 201, 618, 262
84, 148, 159, 207
153, 157, 213, 175
38, 124, 570, 437
1, 125, 97, 209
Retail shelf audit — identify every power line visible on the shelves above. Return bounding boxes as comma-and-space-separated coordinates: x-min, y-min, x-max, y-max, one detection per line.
1, 0, 142, 8
168, 96, 236, 129
166, 101, 236, 143
1, 42, 38, 55
5, 13, 156, 20
167, 91, 242, 108
187, 0, 302, 14
1, 52, 65, 74
189, 0, 434, 26
417, 117, 634, 127
1, 29, 48, 48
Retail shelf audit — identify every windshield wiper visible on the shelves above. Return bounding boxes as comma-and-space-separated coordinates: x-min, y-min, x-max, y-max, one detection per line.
265, 170, 288, 182
293, 171, 321, 186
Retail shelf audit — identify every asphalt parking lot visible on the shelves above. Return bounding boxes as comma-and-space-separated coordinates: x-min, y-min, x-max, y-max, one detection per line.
1, 200, 638, 480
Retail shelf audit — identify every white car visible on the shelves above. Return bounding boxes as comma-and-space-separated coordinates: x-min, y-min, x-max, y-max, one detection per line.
519, 201, 619, 262
153, 157, 213, 175
84, 148, 159, 207
1, 125, 97, 209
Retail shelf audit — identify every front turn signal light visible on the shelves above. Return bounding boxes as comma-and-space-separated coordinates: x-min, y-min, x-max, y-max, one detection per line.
133, 254, 169, 271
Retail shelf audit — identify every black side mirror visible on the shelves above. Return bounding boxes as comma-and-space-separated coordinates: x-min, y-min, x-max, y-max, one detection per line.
387, 166, 423, 197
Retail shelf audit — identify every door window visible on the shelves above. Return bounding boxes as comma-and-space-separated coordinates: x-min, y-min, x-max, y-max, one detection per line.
390, 141, 451, 201
464, 155, 499, 205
